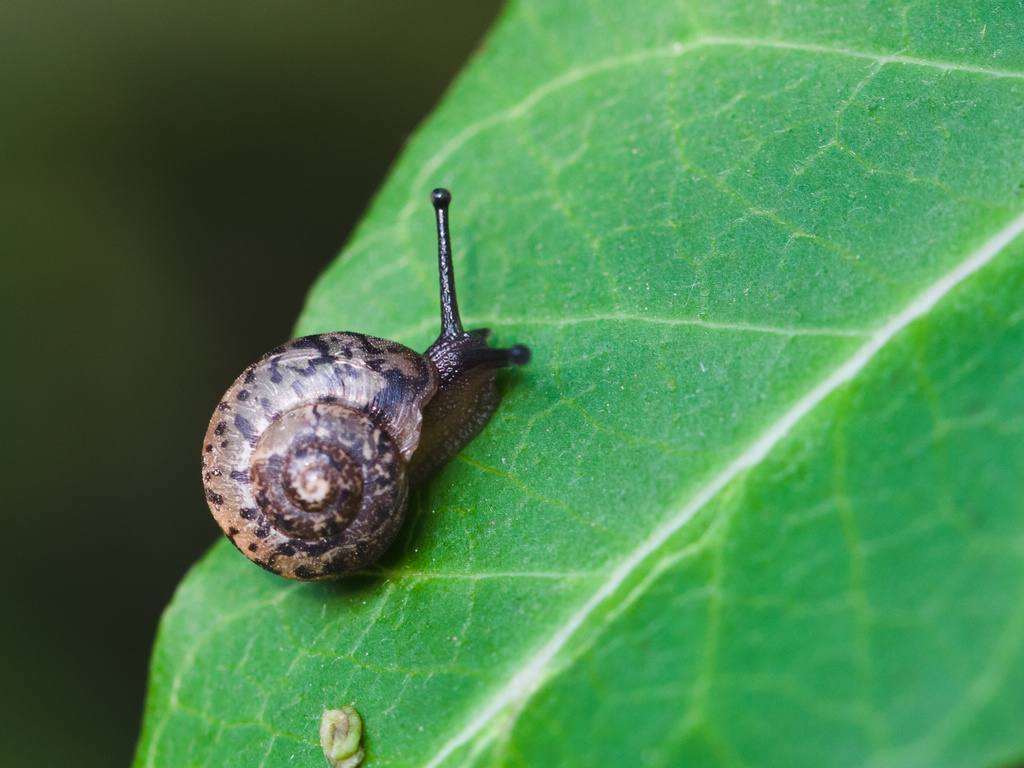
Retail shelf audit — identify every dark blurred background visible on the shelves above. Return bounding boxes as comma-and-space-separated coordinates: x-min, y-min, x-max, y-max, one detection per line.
0, 2, 504, 764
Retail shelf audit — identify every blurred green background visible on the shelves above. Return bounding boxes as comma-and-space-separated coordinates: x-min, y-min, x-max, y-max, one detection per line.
0, 2, 504, 764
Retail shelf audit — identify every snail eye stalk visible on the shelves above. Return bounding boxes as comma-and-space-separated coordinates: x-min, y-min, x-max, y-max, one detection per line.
431, 188, 463, 339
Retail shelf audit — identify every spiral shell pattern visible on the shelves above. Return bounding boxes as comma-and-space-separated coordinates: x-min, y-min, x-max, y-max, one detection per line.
202, 332, 438, 580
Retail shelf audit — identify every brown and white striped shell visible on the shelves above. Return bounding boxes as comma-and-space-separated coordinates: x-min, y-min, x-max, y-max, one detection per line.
202, 332, 437, 581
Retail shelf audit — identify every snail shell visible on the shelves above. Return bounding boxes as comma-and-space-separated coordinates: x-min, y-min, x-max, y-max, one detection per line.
202, 333, 437, 581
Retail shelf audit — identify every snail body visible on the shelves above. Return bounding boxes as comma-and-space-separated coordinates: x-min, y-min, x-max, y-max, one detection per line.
202, 190, 529, 580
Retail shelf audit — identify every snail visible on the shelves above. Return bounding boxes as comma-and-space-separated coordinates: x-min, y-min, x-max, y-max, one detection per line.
202, 188, 529, 581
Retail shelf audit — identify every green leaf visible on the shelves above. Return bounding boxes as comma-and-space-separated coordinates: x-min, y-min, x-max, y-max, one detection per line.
135, 2, 1024, 766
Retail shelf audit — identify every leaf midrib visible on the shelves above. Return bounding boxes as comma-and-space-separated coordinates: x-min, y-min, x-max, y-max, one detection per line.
420, 207, 1024, 768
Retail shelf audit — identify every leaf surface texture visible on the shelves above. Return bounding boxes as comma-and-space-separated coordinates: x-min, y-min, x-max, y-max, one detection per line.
136, 2, 1024, 766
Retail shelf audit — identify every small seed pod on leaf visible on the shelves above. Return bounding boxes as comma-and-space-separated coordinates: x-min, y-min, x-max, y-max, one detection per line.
320, 705, 365, 768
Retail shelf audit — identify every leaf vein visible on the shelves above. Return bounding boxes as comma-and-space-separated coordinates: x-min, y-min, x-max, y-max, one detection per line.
420, 202, 1024, 768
